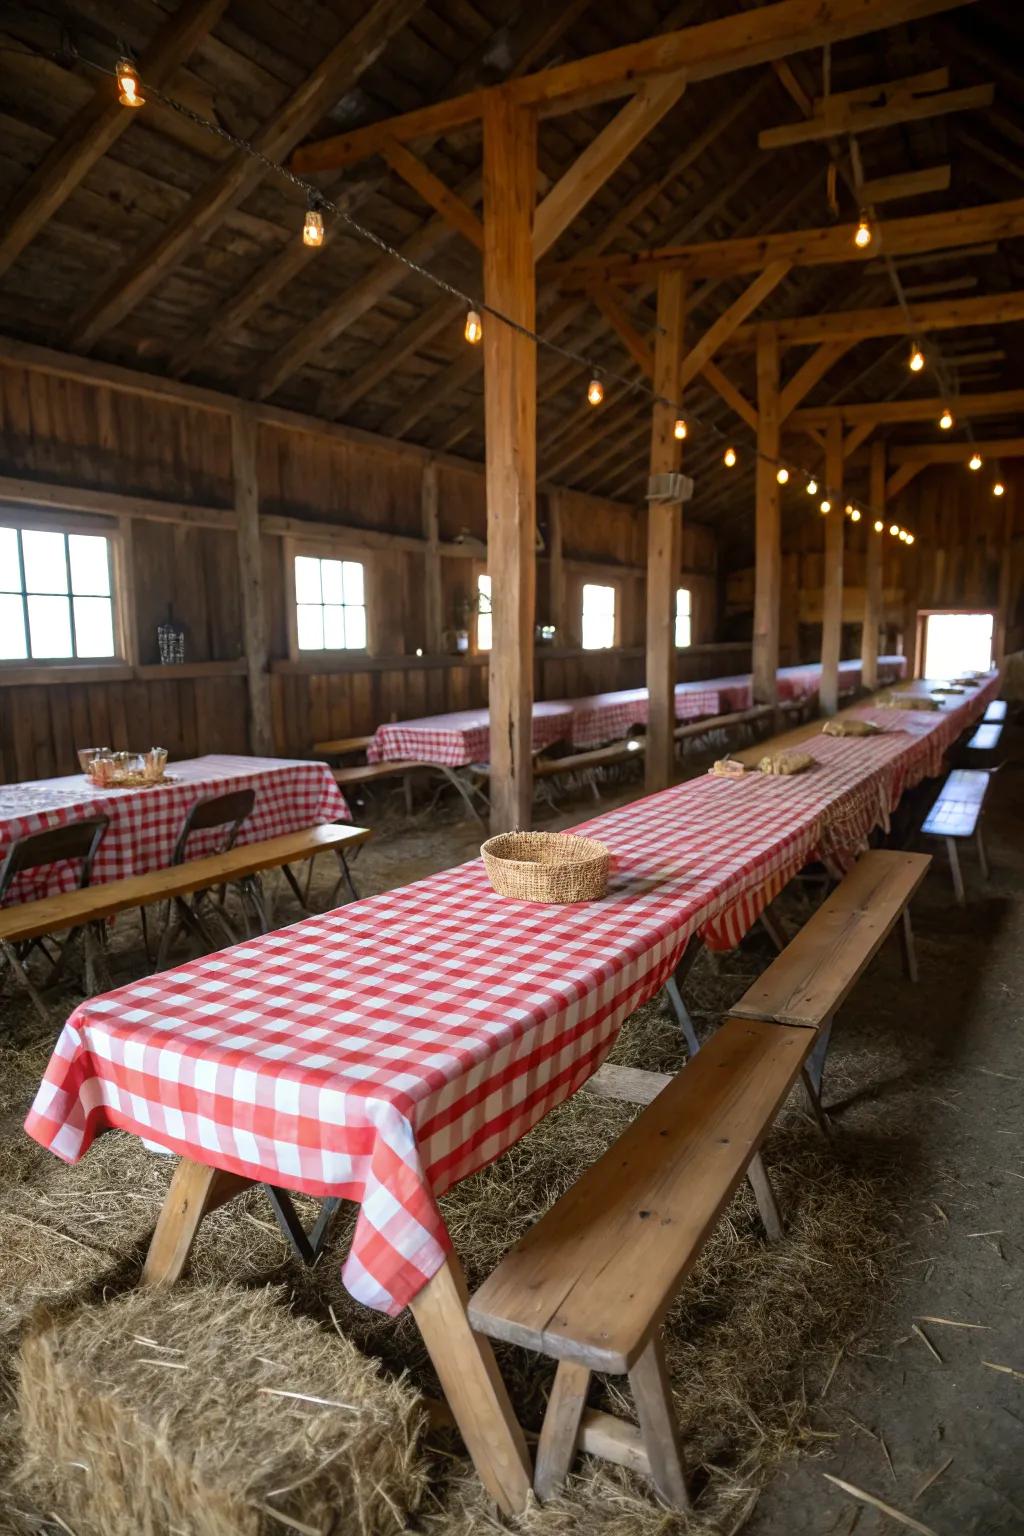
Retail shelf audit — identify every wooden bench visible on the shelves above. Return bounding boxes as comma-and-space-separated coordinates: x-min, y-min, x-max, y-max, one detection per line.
673, 703, 774, 744
984, 699, 1007, 723
468, 1017, 814, 1507
312, 734, 374, 760
534, 740, 644, 800
332, 759, 433, 816
920, 767, 991, 905
965, 720, 1003, 754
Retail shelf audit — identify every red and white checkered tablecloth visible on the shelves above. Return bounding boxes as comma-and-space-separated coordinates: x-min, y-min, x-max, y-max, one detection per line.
26, 676, 995, 1317
367, 703, 574, 767
565, 683, 722, 749
0, 756, 350, 905
715, 657, 908, 713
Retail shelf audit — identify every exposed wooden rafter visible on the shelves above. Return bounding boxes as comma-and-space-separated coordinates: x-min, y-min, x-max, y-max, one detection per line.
759, 74, 993, 149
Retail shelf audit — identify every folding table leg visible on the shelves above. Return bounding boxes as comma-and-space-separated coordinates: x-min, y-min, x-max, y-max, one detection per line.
534, 1360, 591, 1502
946, 836, 966, 906
759, 906, 788, 954
899, 907, 918, 984
142, 1158, 253, 1288
664, 972, 700, 1057
409, 1252, 532, 1518
261, 1186, 343, 1265
976, 826, 990, 881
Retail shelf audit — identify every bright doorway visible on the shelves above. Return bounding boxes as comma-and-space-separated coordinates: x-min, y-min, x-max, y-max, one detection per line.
922, 611, 994, 679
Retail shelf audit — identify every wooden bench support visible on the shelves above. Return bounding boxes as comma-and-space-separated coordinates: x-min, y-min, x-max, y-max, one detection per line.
920, 769, 990, 906
628, 1335, 691, 1510
535, 1360, 591, 1501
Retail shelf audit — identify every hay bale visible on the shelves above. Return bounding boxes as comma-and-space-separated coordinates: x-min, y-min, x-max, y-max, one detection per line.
17, 1284, 428, 1536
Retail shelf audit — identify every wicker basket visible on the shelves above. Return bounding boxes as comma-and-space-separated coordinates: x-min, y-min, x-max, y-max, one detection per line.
481, 830, 610, 904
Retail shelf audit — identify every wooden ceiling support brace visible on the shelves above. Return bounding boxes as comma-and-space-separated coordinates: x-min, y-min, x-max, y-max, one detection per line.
232, 413, 273, 755
778, 341, 852, 421
645, 271, 686, 795
381, 138, 485, 249
699, 361, 758, 433
843, 422, 875, 460
885, 462, 926, 500
861, 441, 886, 692
753, 325, 781, 709
820, 420, 845, 717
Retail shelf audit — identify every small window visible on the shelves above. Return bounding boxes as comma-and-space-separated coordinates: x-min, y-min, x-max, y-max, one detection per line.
476, 573, 492, 652
923, 611, 993, 678
581, 582, 616, 650
294, 555, 366, 652
675, 586, 692, 648
0, 525, 116, 661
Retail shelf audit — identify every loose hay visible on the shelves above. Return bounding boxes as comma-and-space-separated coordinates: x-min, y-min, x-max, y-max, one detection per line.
17, 1284, 429, 1536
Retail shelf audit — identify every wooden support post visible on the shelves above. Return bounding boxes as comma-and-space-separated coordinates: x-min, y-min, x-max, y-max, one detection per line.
820, 419, 845, 716
232, 412, 273, 754
422, 460, 444, 653
547, 491, 566, 641
994, 487, 1015, 667
862, 439, 884, 691
483, 92, 537, 833
645, 271, 686, 793
753, 325, 780, 707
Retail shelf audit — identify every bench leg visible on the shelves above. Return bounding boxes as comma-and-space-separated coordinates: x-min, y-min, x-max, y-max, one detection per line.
946, 836, 966, 906
409, 1253, 532, 1518
534, 1359, 591, 1502
627, 1335, 691, 1511
664, 972, 700, 1057
142, 1157, 253, 1288
746, 1151, 784, 1242
760, 906, 788, 954
976, 826, 990, 881
899, 907, 918, 984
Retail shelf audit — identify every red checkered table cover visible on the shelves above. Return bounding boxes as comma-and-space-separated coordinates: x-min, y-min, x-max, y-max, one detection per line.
715, 657, 908, 713
26, 677, 996, 1316
564, 683, 722, 749
0, 756, 350, 905
367, 703, 574, 767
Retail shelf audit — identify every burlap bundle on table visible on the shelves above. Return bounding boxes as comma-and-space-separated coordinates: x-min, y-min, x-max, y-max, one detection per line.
17, 1284, 428, 1536
481, 830, 609, 902
708, 757, 747, 778
881, 694, 940, 712
758, 751, 815, 776
932, 685, 965, 695
822, 719, 880, 738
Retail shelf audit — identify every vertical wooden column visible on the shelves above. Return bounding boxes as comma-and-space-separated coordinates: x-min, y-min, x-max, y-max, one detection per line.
483, 90, 537, 833
645, 269, 686, 794
752, 325, 780, 709
861, 439, 884, 692
994, 487, 1015, 667
819, 418, 844, 717
547, 491, 566, 641
421, 460, 444, 653
232, 410, 273, 754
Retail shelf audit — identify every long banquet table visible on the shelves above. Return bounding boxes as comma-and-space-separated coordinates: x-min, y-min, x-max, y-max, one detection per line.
0, 755, 349, 904
367, 702, 574, 766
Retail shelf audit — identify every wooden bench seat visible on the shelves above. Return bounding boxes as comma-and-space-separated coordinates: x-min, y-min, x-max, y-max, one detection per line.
0, 823, 370, 947
312, 734, 374, 758
673, 703, 773, 742
984, 699, 1007, 723
920, 767, 991, 905
469, 1017, 813, 1507
965, 720, 1003, 753
534, 741, 644, 801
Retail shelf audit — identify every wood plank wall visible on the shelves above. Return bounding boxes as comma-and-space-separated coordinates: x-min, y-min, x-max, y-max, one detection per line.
0, 360, 742, 781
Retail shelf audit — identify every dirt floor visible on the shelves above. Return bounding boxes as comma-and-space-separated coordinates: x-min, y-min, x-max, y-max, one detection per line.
0, 728, 1021, 1535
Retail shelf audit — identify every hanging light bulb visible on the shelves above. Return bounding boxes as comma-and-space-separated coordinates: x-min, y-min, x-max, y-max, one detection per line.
939, 407, 954, 430
873, 519, 884, 533
844, 502, 854, 516
302, 199, 325, 248
464, 308, 483, 344
776, 466, 789, 485
898, 529, 908, 542
906, 533, 915, 545
994, 479, 1006, 497
673, 417, 687, 441
820, 499, 831, 514
587, 375, 604, 407
889, 524, 900, 537
723, 446, 737, 468
909, 343, 925, 373
853, 211, 873, 249
116, 58, 145, 108
968, 452, 983, 471
850, 507, 862, 522
806, 478, 818, 496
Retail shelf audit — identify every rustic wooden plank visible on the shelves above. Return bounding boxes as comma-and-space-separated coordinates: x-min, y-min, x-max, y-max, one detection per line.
820, 419, 844, 717
861, 441, 885, 691
142, 1158, 254, 1288
232, 414, 273, 754
753, 325, 780, 708
645, 271, 686, 794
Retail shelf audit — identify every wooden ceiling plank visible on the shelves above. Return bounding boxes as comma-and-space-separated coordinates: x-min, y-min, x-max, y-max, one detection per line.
69, 0, 426, 351
0, 0, 228, 284
778, 339, 852, 420
381, 136, 485, 249
318, 296, 464, 419
859, 165, 951, 203
759, 81, 994, 150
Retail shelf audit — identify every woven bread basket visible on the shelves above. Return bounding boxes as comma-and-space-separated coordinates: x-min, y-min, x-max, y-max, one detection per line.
481, 830, 610, 903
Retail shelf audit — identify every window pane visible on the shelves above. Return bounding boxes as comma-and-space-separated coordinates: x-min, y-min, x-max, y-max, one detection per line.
342, 561, 364, 605
294, 556, 322, 604
323, 604, 345, 648
22, 530, 68, 595
320, 559, 344, 604
477, 612, 492, 652
296, 603, 324, 650
581, 612, 614, 650
73, 595, 115, 657
676, 586, 690, 616
0, 527, 20, 591
69, 534, 111, 596
0, 593, 27, 658
27, 593, 73, 657
477, 573, 492, 607
344, 605, 366, 650
582, 582, 615, 616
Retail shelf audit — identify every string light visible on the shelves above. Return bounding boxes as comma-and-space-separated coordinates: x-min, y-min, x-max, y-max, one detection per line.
850, 507, 861, 522
939, 408, 954, 430
994, 479, 1005, 497
909, 343, 925, 373
806, 478, 818, 495
873, 519, 884, 533
968, 452, 982, 471
116, 58, 144, 108
890, 524, 900, 537
302, 199, 325, 248
776, 466, 789, 485
906, 534, 914, 545
820, 499, 831, 514
587, 375, 604, 406
853, 212, 873, 248
673, 417, 687, 440
464, 308, 482, 344
723, 446, 736, 468
898, 529, 908, 542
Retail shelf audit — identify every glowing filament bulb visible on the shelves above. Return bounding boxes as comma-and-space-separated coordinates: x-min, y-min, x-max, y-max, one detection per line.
873, 519, 884, 533
906, 534, 915, 545
673, 417, 687, 440
806, 478, 818, 495
909, 345, 925, 373
968, 452, 982, 471
776, 466, 789, 485
587, 376, 604, 406
464, 309, 483, 344
723, 446, 736, 468
890, 524, 900, 537
899, 530, 908, 542
820, 499, 831, 514
994, 480, 1006, 497
939, 408, 954, 430
116, 59, 145, 108
853, 212, 873, 249
302, 207, 325, 248
850, 507, 861, 522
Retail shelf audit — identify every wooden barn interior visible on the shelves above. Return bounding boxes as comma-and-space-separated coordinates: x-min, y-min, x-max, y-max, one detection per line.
0, 3, 1022, 1533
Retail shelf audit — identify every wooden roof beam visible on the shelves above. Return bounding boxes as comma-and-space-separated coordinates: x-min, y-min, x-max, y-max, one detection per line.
381, 138, 484, 249
886, 462, 925, 498
291, 0, 973, 173
0, 0, 228, 284
778, 340, 852, 420
759, 81, 993, 149
791, 389, 1024, 428
891, 438, 1024, 462
727, 288, 1024, 350
859, 165, 951, 203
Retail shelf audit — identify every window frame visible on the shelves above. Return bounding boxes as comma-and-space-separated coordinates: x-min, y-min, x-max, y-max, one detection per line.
0, 509, 130, 674
284, 537, 370, 661
580, 579, 619, 651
